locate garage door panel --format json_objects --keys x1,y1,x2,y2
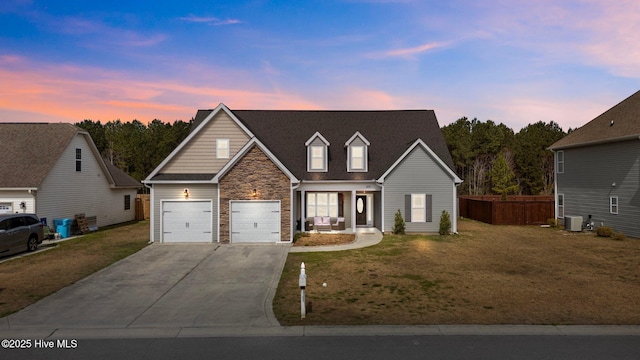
[
  {"x1": 230, "y1": 201, "x2": 280, "y2": 243},
  {"x1": 162, "y1": 201, "x2": 213, "y2": 243}
]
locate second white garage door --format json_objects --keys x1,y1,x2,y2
[{"x1": 230, "y1": 201, "x2": 280, "y2": 243}]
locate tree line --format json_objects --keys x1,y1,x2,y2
[
  {"x1": 76, "y1": 119, "x2": 192, "y2": 184},
  {"x1": 442, "y1": 117, "x2": 568, "y2": 197},
  {"x1": 76, "y1": 116, "x2": 569, "y2": 196}
]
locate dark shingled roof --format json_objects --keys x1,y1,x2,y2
[
  {"x1": 0, "y1": 123, "x2": 139, "y2": 189},
  {"x1": 550, "y1": 90, "x2": 640, "y2": 150},
  {"x1": 194, "y1": 109, "x2": 456, "y2": 181}
]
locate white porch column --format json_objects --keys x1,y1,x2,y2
[{"x1": 351, "y1": 190, "x2": 357, "y2": 232}]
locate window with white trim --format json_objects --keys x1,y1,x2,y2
[
  {"x1": 610, "y1": 196, "x2": 618, "y2": 214},
  {"x1": 350, "y1": 145, "x2": 365, "y2": 171},
  {"x1": 557, "y1": 194, "x2": 564, "y2": 218},
  {"x1": 310, "y1": 145, "x2": 325, "y2": 171},
  {"x1": 75, "y1": 148, "x2": 82, "y2": 172},
  {"x1": 345, "y1": 132, "x2": 369, "y2": 172},
  {"x1": 307, "y1": 193, "x2": 338, "y2": 217},
  {"x1": 217, "y1": 139, "x2": 229, "y2": 159},
  {"x1": 557, "y1": 151, "x2": 564, "y2": 174},
  {"x1": 411, "y1": 194, "x2": 426, "y2": 222}
]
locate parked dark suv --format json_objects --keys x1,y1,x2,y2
[{"x1": 0, "y1": 213, "x2": 44, "y2": 256}]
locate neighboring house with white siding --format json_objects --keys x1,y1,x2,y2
[
  {"x1": 0, "y1": 123, "x2": 141, "y2": 230},
  {"x1": 549, "y1": 90, "x2": 640, "y2": 238},
  {"x1": 144, "y1": 104, "x2": 462, "y2": 244}
]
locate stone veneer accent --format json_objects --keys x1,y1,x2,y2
[{"x1": 219, "y1": 145, "x2": 291, "y2": 243}]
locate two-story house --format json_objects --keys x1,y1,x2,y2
[
  {"x1": 143, "y1": 104, "x2": 462, "y2": 243},
  {"x1": 549, "y1": 90, "x2": 640, "y2": 237}
]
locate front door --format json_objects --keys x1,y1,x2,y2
[{"x1": 356, "y1": 195, "x2": 367, "y2": 226}]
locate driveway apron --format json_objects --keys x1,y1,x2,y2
[{"x1": 4, "y1": 243, "x2": 290, "y2": 330}]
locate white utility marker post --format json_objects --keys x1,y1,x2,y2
[{"x1": 299, "y1": 262, "x2": 307, "y2": 319}]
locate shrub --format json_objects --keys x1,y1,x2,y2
[
  {"x1": 439, "y1": 210, "x2": 451, "y2": 235},
  {"x1": 392, "y1": 209, "x2": 406, "y2": 235},
  {"x1": 612, "y1": 232, "x2": 626, "y2": 241},
  {"x1": 547, "y1": 218, "x2": 558, "y2": 228},
  {"x1": 596, "y1": 226, "x2": 614, "y2": 237}
]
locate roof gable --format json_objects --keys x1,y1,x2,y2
[
  {"x1": 0, "y1": 123, "x2": 138, "y2": 189},
  {"x1": 213, "y1": 138, "x2": 298, "y2": 183},
  {"x1": 550, "y1": 90, "x2": 640, "y2": 150},
  {"x1": 146, "y1": 104, "x2": 253, "y2": 181},
  {"x1": 0, "y1": 123, "x2": 79, "y2": 187},
  {"x1": 378, "y1": 139, "x2": 463, "y2": 184}
]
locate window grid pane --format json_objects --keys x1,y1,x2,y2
[
  {"x1": 217, "y1": 139, "x2": 229, "y2": 159},
  {"x1": 411, "y1": 194, "x2": 426, "y2": 222},
  {"x1": 310, "y1": 146, "x2": 325, "y2": 170},
  {"x1": 350, "y1": 146, "x2": 364, "y2": 170}
]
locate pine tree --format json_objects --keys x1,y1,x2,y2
[{"x1": 392, "y1": 209, "x2": 405, "y2": 235}]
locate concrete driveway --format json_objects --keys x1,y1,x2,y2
[{"x1": 2, "y1": 243, "x2": 290, "y2": 336}]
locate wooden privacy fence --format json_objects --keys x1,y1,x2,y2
[
  {"x1": 459, "y1": 195, "x2": 555, "y2": 225},
  {"x1": 135, "y1": 194, "x2": 150, "y2": 220}
]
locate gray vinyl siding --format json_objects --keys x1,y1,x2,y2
[
  {"x1": 383, "y1": 146, "x2": 455, "y2": 233},
  {"x1": 556, "y1": 140, "x2": 640, "y2": 238},
  {"x1": 151, "y1": 184, "x2": 218, "y2": 242},
  {"x1": 35, "y1": 135, "x2": 137, "y2": 227},
  {"x1": 161, "y1": 112, "x2": 250, "y2": 174}
]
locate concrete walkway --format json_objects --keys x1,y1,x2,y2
[{"x1": 289, "y1": 228, "x2": 383, "y2": 253}]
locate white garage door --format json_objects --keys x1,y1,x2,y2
[
  {"x1": 230, "y1": 201, "x2": 280, "y2": 243},
  {"x1": 162, "y1": 201, "x2": 213, "y2": 243}
]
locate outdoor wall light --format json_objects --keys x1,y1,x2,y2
[
  {"x1": 183, "y1": 188, "x2": 189, "y2": 198},
  {"x1": 252, "y1": 188, "x2": 257, "y2": 197}
]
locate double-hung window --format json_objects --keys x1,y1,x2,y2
[
  {"x1": 217, "y1": 139, "x2": 230, "y2": 159},
  {"x1": 610, "y1": 196, "x2": 618, "y2": 214},
  {"x1": 310, "y1": 146, "x2": 325, "y2": 171},
  {"x1": 350, "y1": 146, "x2": 365, "y2": 171},
  {"x1": 557, "y1": 194, "x2": 564, "y2": 218},
  {"x1": 75, "y1": 148, "x2": 82, "y2": 172},
  {"x1": 556, "y1": 151, "x2": 564, "y2": 174},
  {"x1": 305, "y1": 132, "x2": 329, "y2": 172},
  {"x1": 411, "y1": 194, "x2": 426, "y2": 222}
]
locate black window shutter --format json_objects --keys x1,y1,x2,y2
[
  {"x1": 405, "y1": 194, "x2": 411, "y2": 222},
  {"x1": 426, "y1": 194, "x2": 433, "y2": 222}
]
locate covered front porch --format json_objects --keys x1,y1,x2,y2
[{"x1": 294, "y1": 181, "x2": 382, "y2": 233}]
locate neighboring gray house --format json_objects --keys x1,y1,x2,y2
[
  {"x1": 144, "y1": 104, "x2": 462, "y2": 244},
  {"x1": 0, "y1": 123, "x2": 141, "y2": 229},
  {"x1": 549, "y1": 90, "x2": 640, "y2": 237}
]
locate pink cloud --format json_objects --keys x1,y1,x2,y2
[
  {"x1": 0, "y1": 55, "x2": 322, "y2": 124},
  {"x1": 369, "y1": 41, "x2": 447, "y2": 59}
]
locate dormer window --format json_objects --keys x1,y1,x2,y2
[
  {"x1": 345, "y1": 131, "x2": 369, "y2": 172},
  {"x1": 305, "y1": 132, "x2": 330, "y2": 172}
]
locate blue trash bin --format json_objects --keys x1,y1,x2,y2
[{"x1": 56, "y1": 218, "x2": 73, "y2": 239}]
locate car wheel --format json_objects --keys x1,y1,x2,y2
[{"x1": 27, "y1": 236, "x2": 38, "y2": 252}]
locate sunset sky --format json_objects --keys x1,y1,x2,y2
[{"x1": 1, "y1": 0, "x2": 638, "y2": 131}]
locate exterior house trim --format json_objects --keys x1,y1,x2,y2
[
  {"x1": 378, "y1": 139, "x2": 463, "y2": 184},
  {"x1": 146, "y1": 103, "x2": 254, "y2": 180}
]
